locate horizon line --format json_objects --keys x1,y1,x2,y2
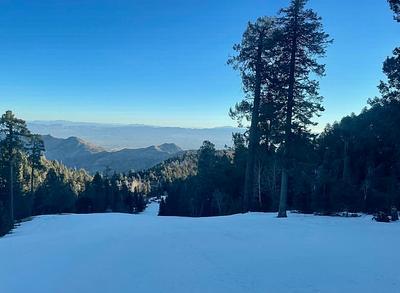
[{"x1": 28, "y1": 119, "x2": 242, "y2": 130}]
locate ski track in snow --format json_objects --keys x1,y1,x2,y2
[{"x1": 1, "y1": 204, "x2": 399, "y2": 293}]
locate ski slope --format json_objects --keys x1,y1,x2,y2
[{"x1": 1, "y1": 205, "x2": 399, "y2": 293}]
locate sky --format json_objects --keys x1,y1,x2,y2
[{"x1": 0, "y1": 0, "x2": 399, "y2": 129}]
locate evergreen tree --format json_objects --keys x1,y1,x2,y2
[
  {"x1": 86, "y1": 173, "x2": 107, "y2": 213},
  {"x1": 110, "y1": 173, "x2": 123, "y2": 212},
  {"x1": 228, "y1": 17, "x2": 282, "y2": 211},
  {"x1": 195, "y1": 141, "x2": 217, "y2": 216},
  {"x1": 374, "y1": 48, "x2": 400, "y2": 105},
  {"x1": 103, "y1": 178, "x2": 112, "y2": 211},
  {"x1": 138, "y1": 194, "x2": 146, "y2": 213},
  {"x1": 28, "y1": 135, "x2": 45, "y2": 196},
  {"x1": 389, "y1": 0, "x2": 400, "y2": 21},
  {"x1": 132, "y1": 189, "x2": 146, "y2": 213},
  {"x1": 276, "y1": 0, "x2": 331, "y2": 217},
  {"x1": 34, "y1": 168, "x2": 76, "y2": 215},
  {"x1": 370, "y1": 3, "x2": 399, "y2": 106},
  {"x1": 121, "y1": 181, "x2": 133, "y2": 213},
  {"x1": 0, "y1": 111, "x2": 30, "y2": 226}
]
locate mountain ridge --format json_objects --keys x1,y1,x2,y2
[
  {"x1": 42, "y1": 135, "x2": 183, "y2": 174},
  {"x1": 29, "y1": 120, "x2": 241, "y2": 150}
]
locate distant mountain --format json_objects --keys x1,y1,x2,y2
[
  {"x1": 42, "y1": 135, "x2": 183, "y2": 174},
  {"x1": 42, "y1": 135, "x2": 105, "y2": 160},
  {"x1": 29, "y1": 120, "x2": 241, "y2": 150}
]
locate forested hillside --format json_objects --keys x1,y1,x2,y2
[
  {"x1": 0, "y1": 113, "x2": 90, "y2": 236},
  {"x1": 0, "y1": 112, "x2": 147, "y2": 236}
]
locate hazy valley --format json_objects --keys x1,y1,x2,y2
[{"x1": 29, "y1": 120, "x2": 239, "y2": 151}]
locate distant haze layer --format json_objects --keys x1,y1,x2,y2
[{"x1": 28, "y1": 121, "x2": 241, "y2": 150}]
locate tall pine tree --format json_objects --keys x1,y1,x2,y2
[
  {"x1": 28, "y1": 134, "x2": 45, "y2": 196},
  {"x1": 0, "y1": 111, "x2": 30, "y2": 225},
  {"x1": 229, "y1": 17, "x2": 281, "y2": 211},
  {"x1": 276, "y1": 0, "x2": 331, "y2": 217}
]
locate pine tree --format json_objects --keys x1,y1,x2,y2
[
  {"x1": 28, "y1": 135, "x2": 45, "y2": 196},
  {"x1": 34, "y1": 168, "x2": 75, "y2": 214},
  {"x1": 276, "y1": 0, "x2": 331, "y2": 217},
  {"x1": 371, "y1": 2, "x2": 399, "y2": 106},
  {"x1": 110, "y1": 173, "x2": 123, "y2": 212},
  {"x1": 377, "y1": 48, "x2": 400, "y2": 104},
  {"x1": 90, "y1": 173, "x2": 107, "y2": 213},
  {"x1": 137, "y1": 193, "x2": 146, "y2": 213},
  {"x1": 122, "y1": 182, "x2": 133, "y2": 213},
  {"x1": 389, "y1": 0, "x2": 400, "y2": 21},
  {"x1": 229, "y1": 17, "x2": 281, "y2": 211},
  {"x1": 0, "y1": 111, "x2": 30, "y2": 225}
]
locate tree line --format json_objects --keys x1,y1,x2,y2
[
  {"x1": 0, "y1": 112, "x2": 147, "y2": 236},
  {"x1": 159, "y1": 0, "x2": 400, "y2": 218}
]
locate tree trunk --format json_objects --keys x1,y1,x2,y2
[
  {"x1": 342, "y1": 139, "x2": 351, "y2": 183},
  {"x1": 31, "y1": 166, "x2": 35, "y2": 195},
  {"x1": 272, "y1": 157, "x2": 277, "y2": 195},
  {"x1": 278, "y1": 167, "x2": 288, "y2": 217},
  {"x1": 278, "y1": 3, "x2": 299, "y2": 218},
  {"x1": 258, "y1": 160, "x2": 262, "y2": 207},
  {"x1": 363, "y1": 163, "x2": 373, "y2": 212},
  {"x1": 30, "y1": 166, "x2": 35, "y2": 216},
  {"x1": 243, "y1": 32, "x2": 264, "y2": 212},
  {"x1": 10, "y1": 159, "x2": 14, "y2": 226}
]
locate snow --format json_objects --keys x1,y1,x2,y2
[{"x1": 1, "y1": 206, "x2": 399, "y2": 293}]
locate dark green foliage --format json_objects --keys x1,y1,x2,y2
[
  {"x1": 34, "y1": 169, "x2": 76, "y2": 215},
  {"x1": 0, "y1": 141, "x2": 92, "y2": 236},
  {"x1": 228, "y1": 17, "x2": 285, "y2": 211},
  {"x1": 159, "y1": 141, "x2": 246, "y2": 217},
  {"x1": 314, "y1": 102, "x2": 400, "y2": 214},
  {"x1": 160, "y1": 100, "x2": 400, "y2": 217},
  {"x1": 276, "y1": 0, "x2": 330, "y2": 131},
  {"x1": 133, "y1": 191, "x2": 146, "y2": 213},
  {"x1": 125, "y1": 151, "x2": 197, "y2": 203},
  {"x1": 0, "y1": 110, "x2": 31, "y2": 234},
  {"x1": 82, "y1": 173, "x2": 108, "y2": 213},
  {"x1": 389, "y1": 0, "x2": 400, "y2": 21},
  {"x1": 0, "y1": 111, "x2": 30, "y2": 157},
  {"x1": 0, "y1": 199, "x2": 9, "y2": 236},
  {"x1": 28, "y1": 134, "x2": 45, "y2": 195},
  {"x1": 227, "y1": 1, "x2": 331, "y2": 215},
  {"x1": 276, "y1": 0, "x2": 331, "y2": 218},
  {"x1": 372, "y1": 48, "x2": 400, "y2": 106},
  {"x1": 75, "y1": 196, "x2": 93, "y2": 214},
  {"x1": 76, "y1": 173, "x2": 148, "y2": 214},
  {"x1": 373, "y1": 2, "x2": 399, "y2": 104},
  {"x1": 110, "y1": 174, "x2": 124, "y2": 212},
  {"x1": 160, "y1": 1, "x2": 399, "y2": 218},
  {"x1": 0, "y1": 111, "x2": 149, "y2": 236}
]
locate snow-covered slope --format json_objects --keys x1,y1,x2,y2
[{"x1": 1, "y1": 208, "x2": 399, "y2": 293}]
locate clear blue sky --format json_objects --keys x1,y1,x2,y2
[{"x1": 0, "y1": 0, "x2": 398, "y2": 128}]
